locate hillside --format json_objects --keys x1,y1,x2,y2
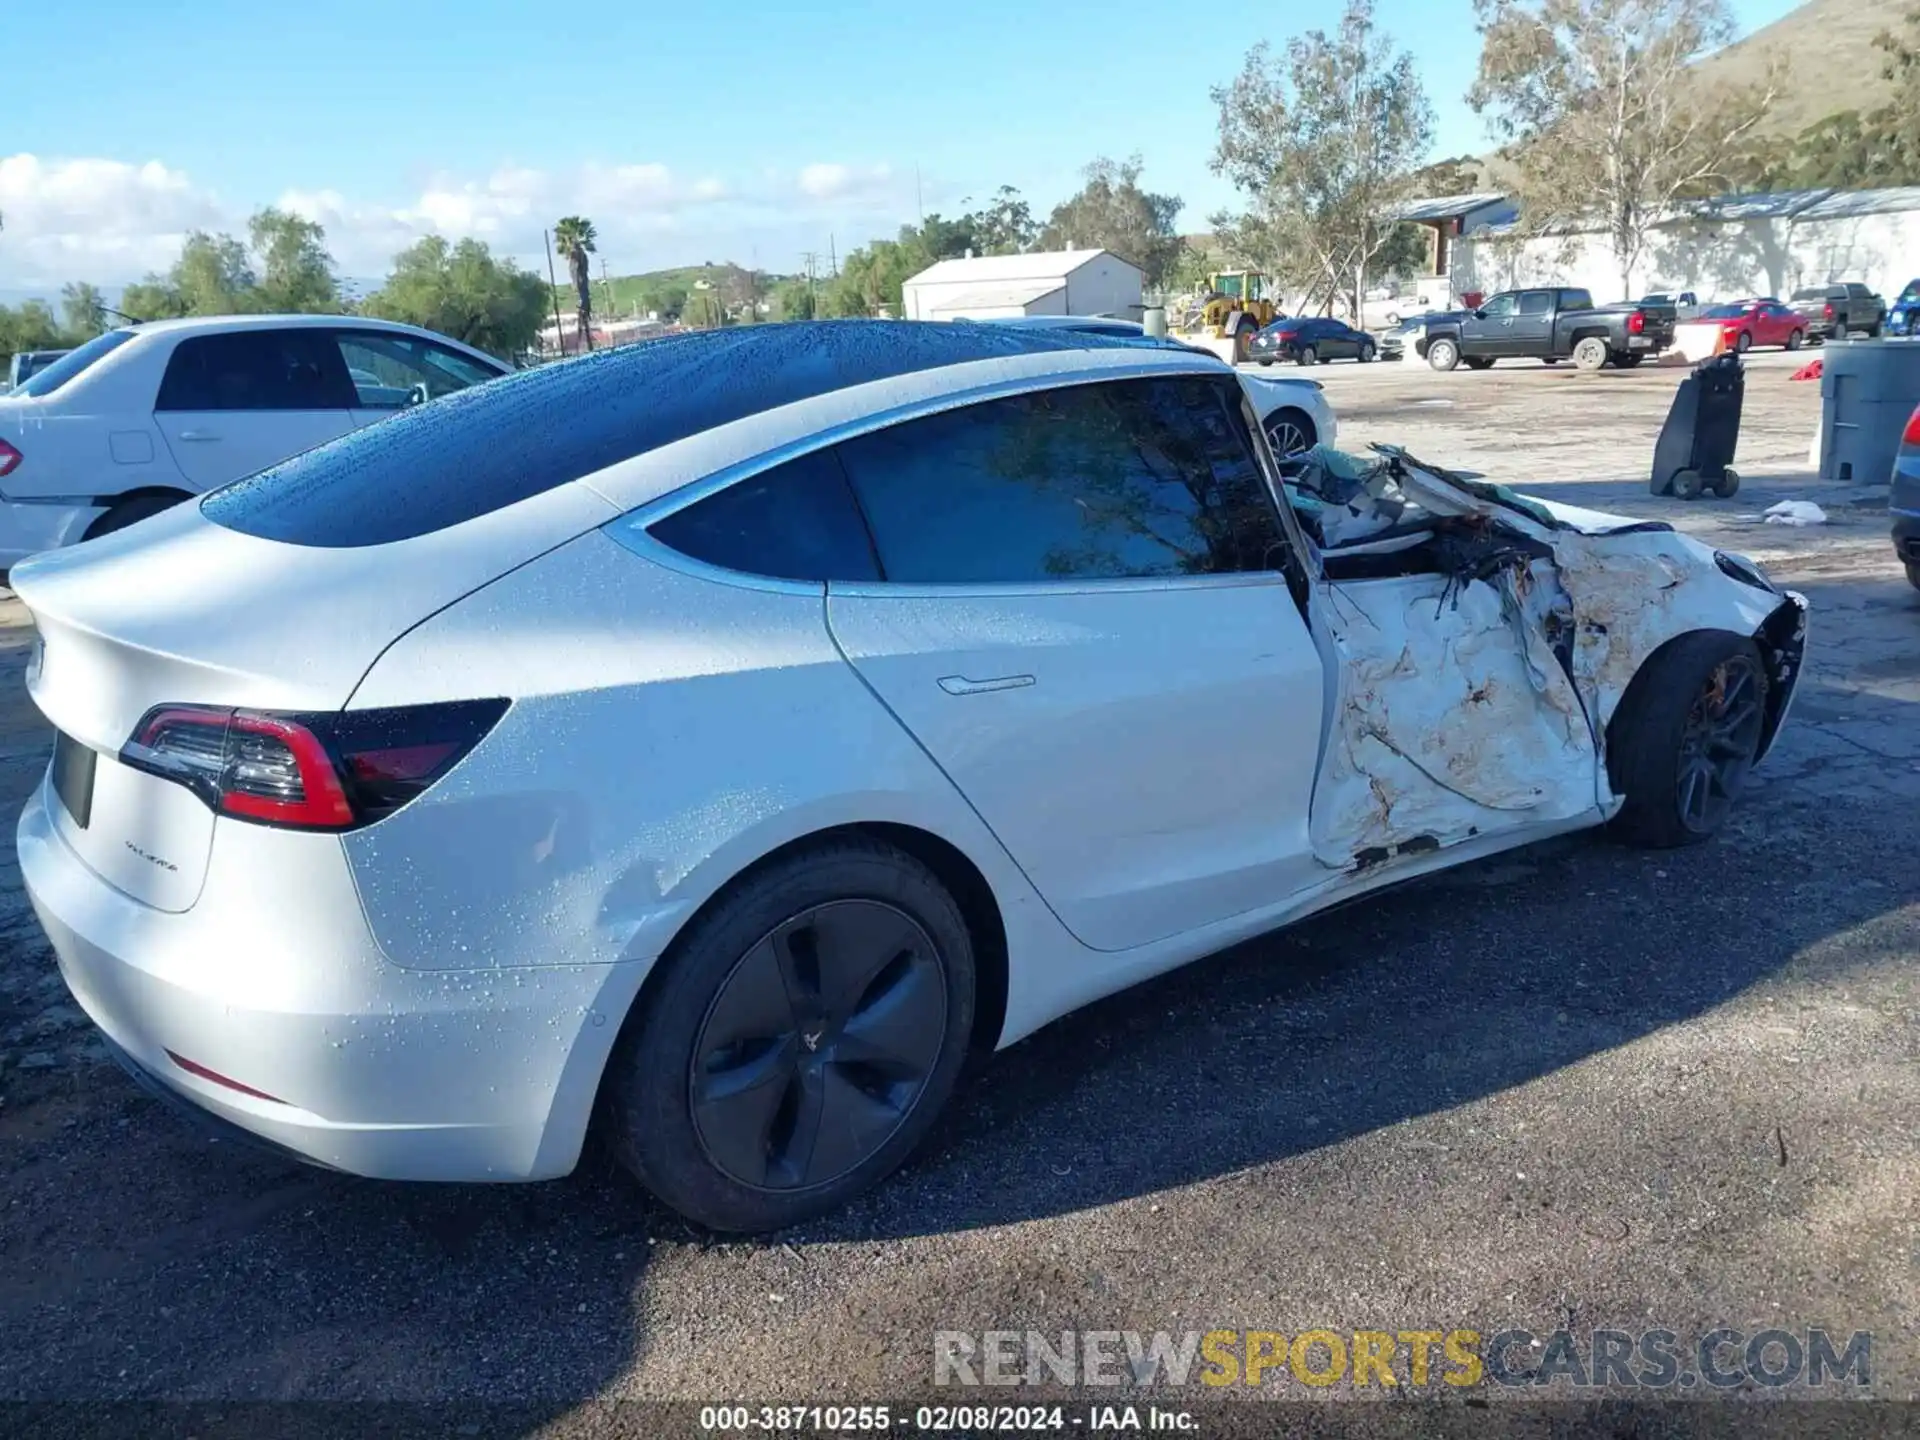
[
  {"x1": 548, "y1": 263, "x2": 798, "y2": 316},
  {"x1": 1693, "y1": 0, "x2": 1909, "y2": 140}
]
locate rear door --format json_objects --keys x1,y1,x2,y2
[
  {"x1": 1509, "y1": 289, "x2": 1555, "y2": 357},
  {"x1": 825, "y1": 372, "x2": 1329, "y2": 953},
  {"x1": 329, "y1": 329, "x2": 507, "y2": 430},
  {"x1": 154, "y1": 329, "x2": 357, "y2": 489}
]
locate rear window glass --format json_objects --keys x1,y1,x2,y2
[
  {"x1": 1791, "y1": 288, "x2": 1831, "y2": 301},
  {"x1": 1559, "y1": 289, "x2": 1594, "y2": 310},
  {"x1": 200, "y1": 321, "x2": 1142, "y2": 548},
  {"x1": 14, "y1": 330, "x2": 136, "y2": 398}
]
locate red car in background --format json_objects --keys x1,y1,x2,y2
[{"x1": 1701, "y1": 300, "x2": 1806, "y2": 353}]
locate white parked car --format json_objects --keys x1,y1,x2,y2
[
  {"x1": 0, "y1": 315, "x2": 509, "y2": 569},
  {"x1": 13, "y1": 322, "x2": 1806, "y2": 1233}
]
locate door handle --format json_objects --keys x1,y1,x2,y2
[
  {"x1": 937, "y1": 674, "x2": 1035, "y2": 696},
  {"x1": 175, "y1": 430, "x2": 220, "y2": 442}
]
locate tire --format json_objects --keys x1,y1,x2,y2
[
  {"x1": 1257, "y1": 357, "x2": 1274, "y2": 367},
  {"x1": 1674, "y1": 468, "x2": 1706, "y2": 500},
  {"x1": 1786, "y1": 329, "x2": 1804, "y2": 351},
  {"x1": 1232, "y1": 321, "x2": 1257, "y2": 363},
  {"x1": 1264, "y1": 407, "x2": 1318, "y2": 457},
  {"x1": 1712, "y1": 468, "x2": 1740, "y2": 498},
  {"x1": 1358, "y1": 341, "x2": 1376, "y2": 363},
  {"x1": 1735, "y1": 331, "x2": 1752, "y2": 354},
  {"x1": 1463, "y1": 357, "x2": 1494, "y2": 370},
  {"x1": 1427, "y1": 338, "x2": 1460, "y2": 372},
  {"x1": 1907, "y1": 560, "x2": 1920, "y2": 592},
  {"x1": 1573, "y1": 336, "x2": 1610, "y2": 371},
  {"x1": 604, "y1": 837, "x2": 976, "y2": 1234},
  {"x1": 1607, "y1": 633, "x2": 1770, "y2": 848},
  {"x1": 82, "y1": 492, "x2": 189, "y2": 542},
  {"x1": 1541, "y1": 358, "x2": 1562, "y2": 366},
  {"x1": 1614, "y1": 352, "x2": 1644, "y2": 369},
  {"x1": 1297, "y1": 345, "x2": 1318, "y2": 367}
]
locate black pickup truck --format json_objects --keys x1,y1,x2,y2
[{"x1": 1417, "y1": 287, "x2": 1677, "y2": 372}]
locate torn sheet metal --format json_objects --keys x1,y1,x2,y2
[{"x1": 1296, "y1": 444, "x2": 1805, "y2": 869}]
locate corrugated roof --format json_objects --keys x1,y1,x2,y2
[
  {"x1": 905, "y1": 248, "x2": 1122, "y2": 286},
  {"x1": 926, "y1": 281, "x2": 1066, "y2": 313},
  {"x1": 1388, "y1": 192, "x2": 1509, "y2": 222},
  {"x1": 1794, "y1": 186, "x2": 1920, "y2": 219}
]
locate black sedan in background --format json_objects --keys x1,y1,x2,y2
[{"x1": 1248, "y1": 316, "x2": 1377, "y2": 366}]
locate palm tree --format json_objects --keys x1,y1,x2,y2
[{"x1": 553, "y1": 216, "x2": 597, "y2": 350}]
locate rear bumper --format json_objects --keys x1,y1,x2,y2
[
  {"x1": 0, "y1": 498, "x2": 103, "y2": 570},
  {"x1": 1893, "y1": 507, "x2": 1920, "y2": 564},
  {"x1": 18, "y1": 782, "x2": 651, "y2": 1182}
]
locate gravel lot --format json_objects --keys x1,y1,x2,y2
[{"x1": 1, "y1": 352, "x2": 1914, "y2": 1425}]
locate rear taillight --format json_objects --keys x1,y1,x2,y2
[
  {"x1": 1275, "y1": 330, "x2": 1298, "y2": 342},
  {"x1": 1824, "y1": 303, "x2": 1835, "y2": 320},
  {"x1": 1904, "y1": 405, "x2": 1920, "y2": 446},
  {"x1": 0, "y1": 438, "x2": 21, "y2": 478},
  {"x1": 120, "y1": 699, "x2": 508, "y2": 831},
  {"x1": 1628, "y1": 310, "x2": 1646, "y2": 335}
]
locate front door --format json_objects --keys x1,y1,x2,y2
[
  {"x1": 153, "y1": 329, "x2": 357, "y2": 489},
  {"x1": 330, "y1": 328, "x2": 507, "y2": 431},
  {"x1": 1459, "y1": 292, "x2": 1519, "y2": 357},
  {"x1": 824, "y1": 372, "x2": 1328, "y2": 953}
]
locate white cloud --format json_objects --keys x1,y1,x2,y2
[
  {"x1": 0, "y1": 154, "x2": 226, "y2": 286},
  {"x1": 1, "y1": 152, "x2": 917, "y2": 290},
  {"x1": 796, "y1": 162, "x2": 896, "y2": 201}
]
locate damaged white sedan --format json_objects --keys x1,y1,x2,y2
[{"x1": 13, "y1": 324, "x2": 1805, "y2": 1235}]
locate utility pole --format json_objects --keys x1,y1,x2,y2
[
  {"x1": 800, "y1": 251, "x2": 820, "y2": 320},
  {"x1": 829, "y1": 234, "x2": 837, "y2": 279},
  {"x1": 542, "y1": 229, "x2": 567, "y2": 358}
]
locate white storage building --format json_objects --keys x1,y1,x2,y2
[
  {"x1": 901, "y1": 249, "x2": 1145, "y2": 322},
  {"x1": 1453, "y1": 187, "x2": 1920, "y2": 304}
]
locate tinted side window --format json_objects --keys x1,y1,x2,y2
[
  {"x1": 1518, "y1": 291, "x2": 1552, "y2": 316},
  {"x1": 157, "y1": 331, "x2": 354, "y2": 411},
  {"x1": 1479, "y1": 294, "x2": 1518, "y2": 318},
  {"x1": 647, "y1": 448, "x2": 879, "y2": 582},
  {"x1": 835, "y1": 376, "x2": 1288, "y2": 585},
  {"x1": 1560, "y1": 289, "x2": 1594, "y2": 310}
]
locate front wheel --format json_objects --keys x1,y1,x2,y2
[
  {"x1": 1297, "y1": 345, "x2": 1318, "y2": 367},
  {"x1": 1358, "y1": 341, "x2": 1376, "y2": 363},
  {"x1": 1713, "y1": 468, "x2": 1740, "y2": 498},
  {"x1": 1427, "y1": 338, "x2": 1460, "y2": 372},
  {"x1": 604, "y1": 837, "x2": 977, "y2": 1233},
  {"x1": 1607, "y1": 633, "x2": 1770, "y2": 848},
  {"x1": 1786, "y1": 329, "x2": 1804, "y2": 351},
  {"x1": 1735, "y1": 331, "x2": 1752, "y2": 354}
]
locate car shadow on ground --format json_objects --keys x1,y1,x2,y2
[{"x1": 1, "y1": 573, "x2": 1915, "y2": 1401}]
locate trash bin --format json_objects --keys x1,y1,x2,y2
[
  {"x1": 1817, "y1": 338, "x2": 1920, "y2": 483},
  {"x1": 1651, "y1": 351, "x2": 1745, "y2": 499}
]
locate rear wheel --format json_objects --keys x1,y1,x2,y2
[
  {"x1": 604, "y1": 838, "x2": 976, "y2": 1233},
  {"x1": 1573, "y1": 336, "x2": 1610, "y2": 371},
  {"x1": 82, "y1": 492, "x2": 189, "y2": 542},
  {"x1": 1712, "y1": 468, "x2": 1741, "y2": 498},
  {"x1": 1541, "y1": 357, "x2": 1562, "y2": 366},
  {"x1": 1608, "y1": 633, "x2": 1770, "y2": 848},
  {"x1": 1264, "y1": 407, "x2": 1318, "y2": 458},
  {"x1": 1614, "y1": 351, "x2": 1644, "y2": 369},
  {"x1": 1674, "y1": 468, "x2": 1706, "y2": 500},
  {"x1": 1463, "y1": 356, "x2": 1494, "y2": 371}
]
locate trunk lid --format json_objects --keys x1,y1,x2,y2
[{"x1": 12, "y1": 483, "x2": 617, "y2": 910}]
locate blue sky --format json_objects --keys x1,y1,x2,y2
[{"x1": 1, "y1": 0, "x2": 1806, "y2": 290}]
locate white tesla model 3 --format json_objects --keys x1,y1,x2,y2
[{"x1": 13, "y1": 322, "x2": 1806, "y2": 1233}]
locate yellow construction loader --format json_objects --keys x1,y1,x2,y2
[{"x1": 1183, "y1": 271, "x2": 1283, "y2": 362}]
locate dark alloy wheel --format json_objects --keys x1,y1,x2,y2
[
  {"x1": 605, "y1": 837, "x2": 975, "y2": 1233},
  {"x1": 1608, "y1": 632, "x2": 1770, "y2": 848},
  {"x1": 1673, "y1": 652, "x2": 1767, "y2": 837},
  {"x1": 690, "y1": 900, "x2": 946, "y2": 1191}
]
